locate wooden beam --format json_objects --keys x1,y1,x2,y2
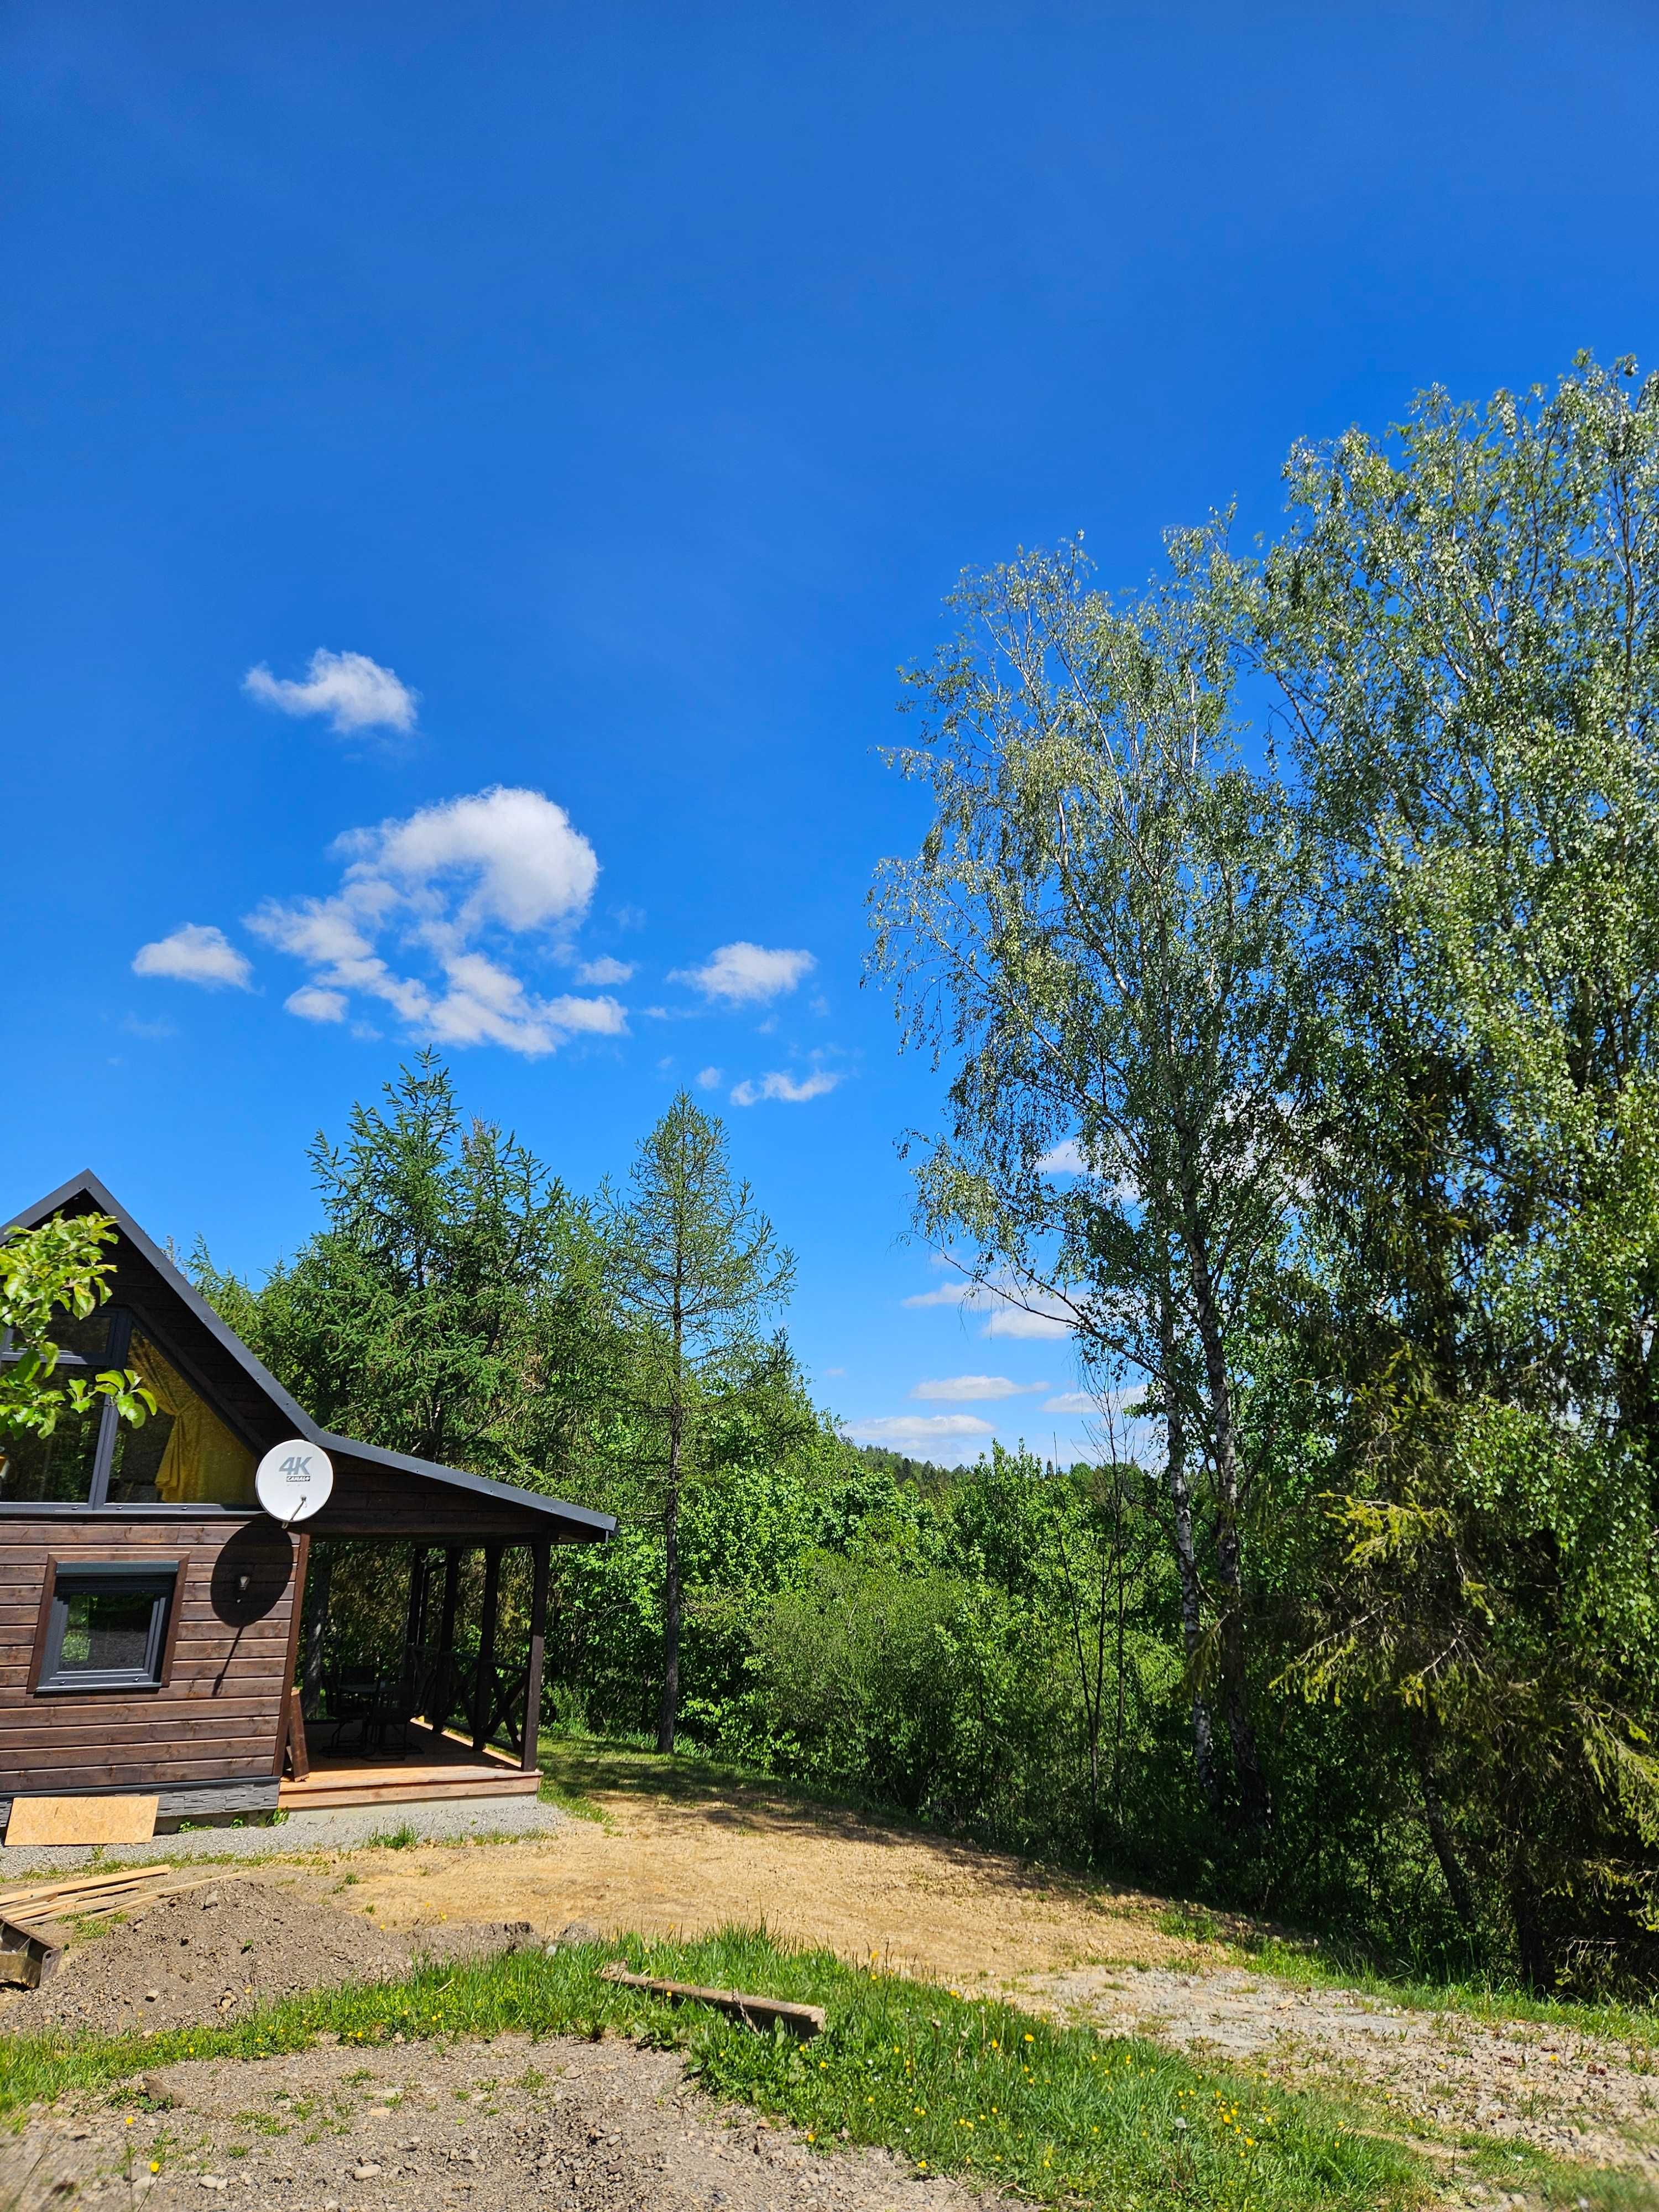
[
  {"x1": 521, "y1": 1540, "x2": 550, "y2": 1773},
  {"x1": 403, "y1": 1543, "x2": 431, "y2": 1683},
  {"x1": 284, "y1": 1697, "x2": 310, "y2": 1783},
  {"x1": 597, "y1": 1964, "x2": 825, "y2": 2040},
  {"x1": 279, "y1": 1531, "x2": 310, "y2": 1783},
  {"x1": 472, "y1": 1542, "x2": 502, "y2": 1752},
  {"x1": 432, "y1": 1546, "x2": 461, "y2": 1731}
]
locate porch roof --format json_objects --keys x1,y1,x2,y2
[{"x1": 7, "y1": 1170, "x2": 615, "y2": 1546}]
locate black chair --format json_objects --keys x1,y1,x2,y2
[
  {"x1": 309, "y1": 1665, "x2": 380, "y2": 1752},
  {"x1": 363, "y1": 1672, "x2": 419, "y2": 1757}
]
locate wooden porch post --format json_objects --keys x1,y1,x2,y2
[
  {"x1": 472, "y1": 1542, "x2": 502, "y2": 1752},
  {"x1": 403, "y1": 1545, "x2": 431, "y2": 1686},
  {"x1": 432, "y1": 1546, "x2": 461, "y2": 1734},
  {"x1": 279, "y1": 1531, "x2": 312, "y2": 1783},
  {"x1": 521, "y1": 1539, "x2": 551, "y2": 1773}
]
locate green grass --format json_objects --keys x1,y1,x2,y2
[
  {"x1": 366, "y1": 1823, "x2": 420, "y2": 1851},
  {"x1": 1460, "y1": 2137, "x2": 1659, "y2": 2212},
  {"x1": 533, "y1": 1729, "x2": 942, "y2": 1835},
  {"x1": 0, "y1": 1926, "x2": 1422, "y2": 2212},
  {"x1": 536, "y1": 1729, "x2": 804, "y2": 1811}
]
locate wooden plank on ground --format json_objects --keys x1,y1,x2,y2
[
  {"x1": 0, "y1": 1865, "x2": 174, "y2": 1911},
  {"x1": 598, "y1": 1963, "x2": 825, "y2": 2039},
  {"x1": 3, "y1": 1794, "x2": 159, "y2": 1846}
]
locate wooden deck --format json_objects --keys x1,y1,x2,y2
[{"x1": 278, "y1": 1721, "x2": 539, "y2": 1811}]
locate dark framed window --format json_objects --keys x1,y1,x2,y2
[
  {"x1": 0, "y1": 1306, "x2": 129, "y2": 1506},
  {"x1": 35, "y1": 1562, "x2": 179, "y2": 1691},
  {"x1": 0, "y1": 1306, "x2": 257, "y2": 1510}
]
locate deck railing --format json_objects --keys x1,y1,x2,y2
[{"x1": 301, "y1": 1637, "x2": 531, "y2": 1762}]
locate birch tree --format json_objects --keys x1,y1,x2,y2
[{"x1": 870, "y1": 543, "x2": 1307, "y2": 1830}]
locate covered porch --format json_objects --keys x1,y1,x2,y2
[{"x1": 282, "y1": 1446, "x2": 611, "y2": 1813}]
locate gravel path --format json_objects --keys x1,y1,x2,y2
[
  {"x1": 0, "y1": 1797, "x2": 568, "y2": 1876},
  {"x1": 0, "y1": 2032, "x2": 1019, "y2": 2212},
  {"x1": 1020, "y1": 1961, "x2": 1659, "y2": 2175}
]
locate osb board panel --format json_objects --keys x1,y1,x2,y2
[{"x1": 5, "y1": 1793, "x2": 159, "y2": 1846}]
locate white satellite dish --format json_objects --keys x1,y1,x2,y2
[{"x1": 255, "y1": 1441, "x2": 334, "y2": 1526}]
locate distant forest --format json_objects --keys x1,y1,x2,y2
[{"x1": 844, "y1": 1443, "x2": 958, "y2": 1493}]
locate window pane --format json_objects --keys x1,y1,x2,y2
[
  {"x1": 107, "y1": 1333, "x2": 255, "y2": 1506},
  {"x1": 46, "y1": 1307, "x2": 117, "y2": 1364},
  {"x1": 0, "y1": 1397, "x2": 103, "y2": 1503},
  {"x1": 104, "y1": 1403, "x2": 177, "y2": 1505},
  {"x1": 58, "y1": 1585, "x2": 157, "y2": 1674},
  {"x1": 1, "y1": 1306, "x2": 115, "y2": 1365}
]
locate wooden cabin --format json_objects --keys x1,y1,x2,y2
[{"x1": 1, "y1": 1171, "x2": 614, "y2": 1841}]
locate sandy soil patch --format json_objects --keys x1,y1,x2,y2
[
  {"x1": 0, "y1": 2031, "x2": 1019, "y2": 2212},
  {"x1": 328, "y1": 1776, "x2": 1217, "y2": 1992},
  {"x1": 292, "y1": 1764, "x2": 1659, "y2": 2184}
]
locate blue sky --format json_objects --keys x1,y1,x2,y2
[{"x1": 4, "y1": 1, "x2": 1656, "y2": 1465}]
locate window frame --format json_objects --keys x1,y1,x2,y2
[
  {"x1": 32, "y1": 1558, "x2": 182, "y2": 1694},
  {"x1": 0, "y1": 1307, "x2": 262, "y2": 1513}
]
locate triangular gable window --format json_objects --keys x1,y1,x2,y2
[{"x1": 0, "y1": 1308, "x2": 256, "y2": 1509}]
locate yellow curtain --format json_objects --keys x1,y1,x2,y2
[{"x1": 129, "y1": 1334, "x2": 257, "y2": 1505}]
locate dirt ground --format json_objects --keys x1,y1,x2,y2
[
  {"x1": 333, "y1": 1754, "x2": 1659, "y2": 2182},
  {"x1": 328, "y1": 1758, "x2": 1215, "y2": 1991},
  {"x1": 0, "y1": 2028, "x2": 1021, "y2": 2212},
  {"x1": 5, "y1": 1749, "x2": 1659, "y2": 2197},
  {"x1": 0, "y1": 1883, "x2": 539, "y2": 2041}
]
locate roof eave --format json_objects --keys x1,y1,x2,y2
[
  {"x1": 9, "y1": 1170, "x2": 617, "y2": 1543},
  {"x1": 314, "y1": 1430, "x2": 616, "y2": 1537}
]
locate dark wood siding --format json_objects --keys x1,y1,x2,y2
[
  {"x1": 0, "y1": 1517, "x2": 298, "y2": 1795},
  {"x1": 314, "y1": 1460, "x2": 579, "y2": 1541}
]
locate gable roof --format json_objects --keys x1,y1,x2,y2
[{"x1": 7, "y1": 1169, "x2": 614, "y2": 1542}]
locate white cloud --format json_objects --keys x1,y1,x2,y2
[
  {"x1": 901, "y1": 1279, "x2": 981, "y2": 1310},
  {"x1": 243, "y1": 649, "x2": 418, "y2": 735},
  {"x1": 249, "y1": 897, "x2": 377, "y2": 967},
  {"x1": 671, "y1": 941, "x2": 815, "y2": 1005},
  {"x1": 245, "y1": 785, "x2": 624, "y2": 1058},
  {"x1": 696, "y1": 1066, "x2": 723, "y2": 1090},
  {"x1": 286, "y1": 984, "x2": 348, "y2": 1023},
  {"x1": 902, "y1": 1259, "x2": 1074, "y2": 1340},
  {"x1": 731, "y1": 1068, "x2": 843, "y2": 1106},
  {"x1": 983, "y1": 1306, "x2": 1072, "y2": 1340},
  {"x1": 911, "y1": 1375, "x2": 1048, "y2": 1402},
  {"x1": 823, "y1": 1366, "x2": 846, "y2": 1378},
  {"x1": 132, "y1": 924, "x2": 253, "y2": 990},
  {"x1": 1036, "y1": 1138, "x2": 1088, "y2": 1174},
  {"x1": 340, "y1": 785, "x2": 598, "y2": 938},
  {"x1": 841, "y1": 1413, "x2": 996, "y2": 1464},
  {"x1": 576, "y1": 956, "x2": 635, "y2": 985},
  {"x1": 1042, "y1": 1390, "x2": 1098, "y2": 1414}
]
